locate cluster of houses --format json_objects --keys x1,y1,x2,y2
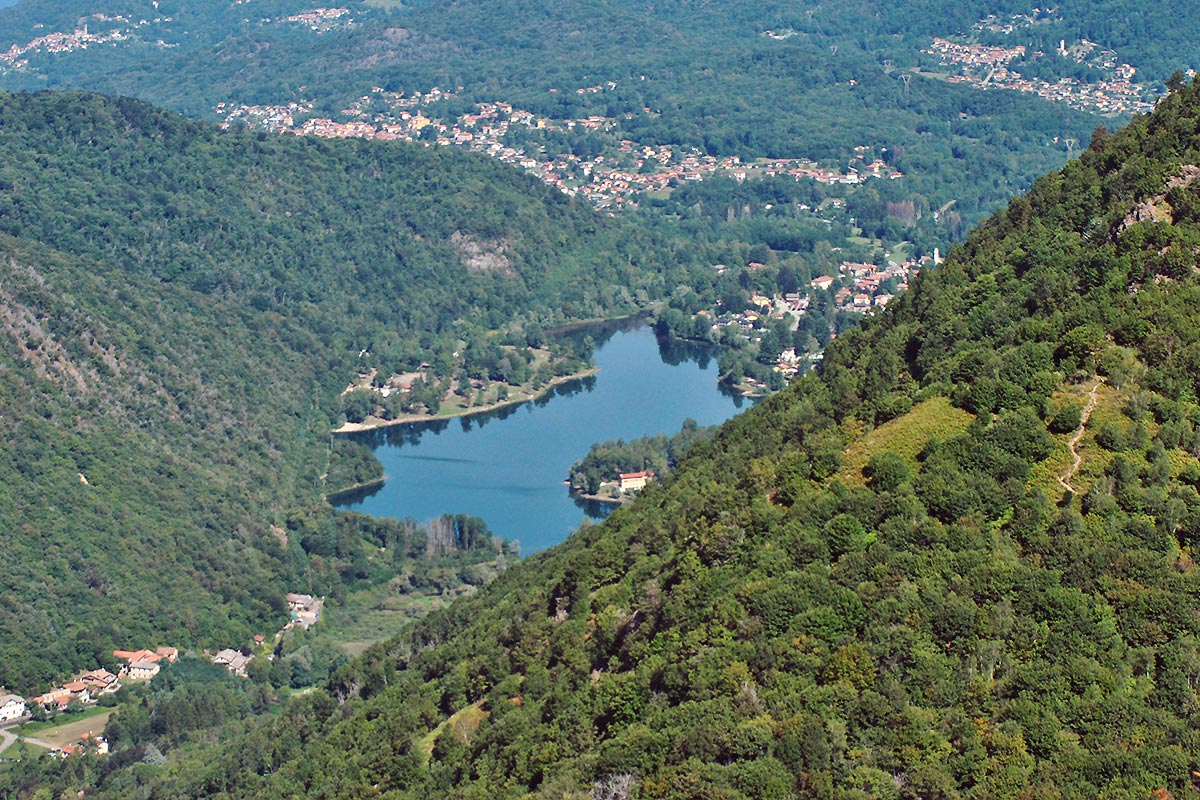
[
  {"x1": 820, "y1": 258, "x2": 918, "y2": 314},
  {"x1": 279, "y1": 7, "x2": 351, "y2": 33},
  {"x1": 0, "y1": 13, "x2": 169, "y2": 72},
  {"x1": 0, "y1": 589, "x2": 324, "y2": 759},
  {"x1": 1, "y1": 687, "x2": 110, "y2": 757},
  {"x1": 53, "y1": 732, "x2": 109, "y2": 758},
  {"x1": 925, "y1": 33, "x2": 1155, "y2": 116},
  {"x1": 706, "y1": 254, "x2": 930, "y2": 382},
  {"x1": 0, "y1": 646, "x2": 179, "y2": 726},
  {"x1": 216, "y1": 83, "x2": 902, "y2": 211},
  {"x1": 286, "y1": 593, "x2": 324, "y2": 630}
]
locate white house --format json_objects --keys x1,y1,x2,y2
[
  {"x1": 618, "y1": 471, "x2": 654, "y2": 493},
  {"x1": 0, "y1": 694, "x2": 26, "y2": 722}
]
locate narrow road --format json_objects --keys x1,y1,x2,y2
[
  {"x1": 0, "y1": 727, "x2": 57, "y2": 755},
  {"x1": 20, "y1": 734, "x2": 56, "y2": 750},
  {"x1": 1059, "y1": 378, "x2": 1103, "y2": 494}
]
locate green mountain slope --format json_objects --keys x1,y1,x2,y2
[
  {"x1": 88, "y1": 80, "x2": 1200, "y2": 800},
  {"x1": 0, "y1": 90, "x2": 696, "y2": 693}
]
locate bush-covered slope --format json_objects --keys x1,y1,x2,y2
[
  {"x1": 94, "y1": 81, "x2": 1200, "y2": 800},
  {"x1": 0, "y1": 91, "x2": 696, "y2": 692}
]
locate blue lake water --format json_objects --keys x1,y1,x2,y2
[{"x1": 333, "y1": 324, "x2": 751, "y2": 552}]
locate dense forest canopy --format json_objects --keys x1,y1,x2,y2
[{"x1": 15, "y1": 75, "x2": 1200, "y2": 800}]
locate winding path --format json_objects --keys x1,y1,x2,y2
[{"x1": 1059, "y1": 378, "x2": 1103, "y2": 494}]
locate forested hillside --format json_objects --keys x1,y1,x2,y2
[
  {"x1": 0, "y1": 90, "x2": 698, "y2": 693},
  {"x1": 45, "y1": 77, "x2": 1200, "y2": 800}
]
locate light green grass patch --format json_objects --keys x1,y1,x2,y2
[
  {"x1": 839, "y1": 395, "x2": 974, "y2": 485},
  {"x1": 418, "y1": 701, "x2": 489, "y2": 763},
  {"x1": 1030, "y1": 380, "x2": 1129, "y2": 503}
]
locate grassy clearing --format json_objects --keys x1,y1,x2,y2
[
  {"x1": 418, "y1": 702, "x2": 489, "y2": 763},
  {"x1": 886, "y1": 241, "x2": 912, "y2": 265},
  {"x1": 839, "y1": 395, "x2": 974, "y2": 485},
  {"x1": 15, "y1": 705, "x2": 112, "y2": 737},
  {"x1": 21, "y1": 710, "x2": 114, "y2": 747},
  {"x1": 322, "y1": 594, "x2": 451, "y2": 657},
  {"x1": 308, "y1": 568, "x2": 498, "y2": 657}
]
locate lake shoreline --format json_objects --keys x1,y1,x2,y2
[
  {"x1": 333, "y1": 368, "x2": 600, "y2": 434},
  {"x1": 324, "y1": 477, "x2": 386, "y2": 502},
  {"x1": 544, "y1": 307, "x2": 657, "y2": 336},
  {"x1": 567, "y1": 485, "x2": 632, "y2": 507},
  {"x1": 333, "y1": 325, "x2": 749, "y2": 552}
]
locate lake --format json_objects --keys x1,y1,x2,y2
[{"x1": 333, "y1": 324, "x2": 751, "y2": 552}]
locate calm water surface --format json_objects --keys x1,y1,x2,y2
[{"x1": 334, "y1": 325, "x2": 750, "y2": 552}]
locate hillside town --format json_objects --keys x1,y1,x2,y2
[
  {"x1": 700, "y1": 252, "x2": 929, "y2": 398},
  {"x1": 0, "y1": 13, "x2": 174, "y2": 72},
  {"x1": 0, "y1": 6, "x2": 356, "y2": 74},
  {"x1": 280, "y1": 7, "x2": 353, "y2": 33},
  {"x1": 923, "y1": 18, "x2": 1157, "y2": 117},
  {"x1": 216, "y1": 84, "x2": 902, "y2": 210}
]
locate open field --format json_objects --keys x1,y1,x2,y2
[{"x1": 18, "y1": 709, "x2": 113, "y2": 748}]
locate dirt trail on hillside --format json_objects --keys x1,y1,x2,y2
[{"x1": 1059, "y1": 378, "x2": 1103, "y2": 495}]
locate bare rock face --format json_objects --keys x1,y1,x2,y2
[
  {"x1": 1112, "y1": 163, "x2": 1200, "y2": 239},
  {"x1": 450, "y1": 231, "x2": 513, "y2": 275}
]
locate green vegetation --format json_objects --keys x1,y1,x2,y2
[
  {"x1": 12, "y1": 66, "x2": 1200, "y2": 800},
  {"x1": 838, "y1": 396, "x2": 975, "y2": 485},
  {"x1": 325, "y1": 439, "x2": 385, "y2": 497}
]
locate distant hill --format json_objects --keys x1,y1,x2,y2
[
  {"x1": 67, "y1": 76, "x2": 1200, "y2": 800},
  {"x1": 2, "y1": 0, "x2": 1180, "y2": 235}
]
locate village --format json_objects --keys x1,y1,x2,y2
[
  {"x1": 0, "y1": 5, "x2": 357, "y2": 75},
  {"x1": 0, "y1": 12, "x2": 175, "y2": 72},
  {"x1": 715, "y1": 253, "x2": 926, "y2": 386},
  {"x1": 922, "y1": 13, "x2": 1158, "y2": 117},
  {"x1": 0, "y1": 593, "x2": 322, "y2": 759},
  {"x1": 216, "y1": 84, "x2": 902, "y2": 211}
]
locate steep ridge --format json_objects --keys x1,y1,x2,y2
[{"x1": 107, "y1": 81, "x2": 1200, "y2": 799}]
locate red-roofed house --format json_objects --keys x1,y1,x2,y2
[{"x1": 78, "y1": 669, "x2": 120, "y2": 694}]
